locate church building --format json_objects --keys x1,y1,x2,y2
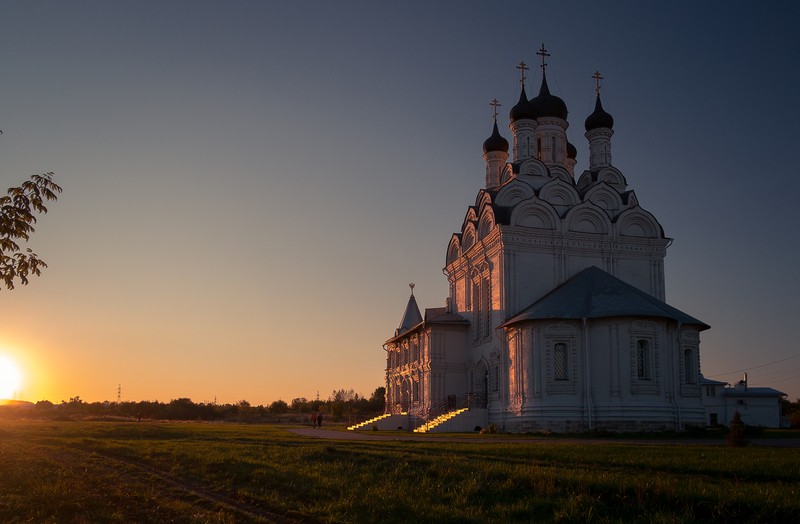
[{"x1": 380, "y1": 47, "x2": 709, "y2": 433}]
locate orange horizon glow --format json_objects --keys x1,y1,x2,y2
[{"x1": 0, "y1": 353, "x2": 23, "y2": 400}]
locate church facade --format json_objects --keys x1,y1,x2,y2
[{"x1": 383, "y1": 49, "x2": 708, "y2": 433}]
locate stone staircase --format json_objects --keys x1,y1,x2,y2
[
  {"x1": 346, "y1": 413, "x2": 398, "y2": 431},
  {"x1": 413, "y1": 407, "x2": 471, "y2": 433}
]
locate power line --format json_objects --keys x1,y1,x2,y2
[{"x1": 706, "y1": 353, "x2": 800, "y2": 377}]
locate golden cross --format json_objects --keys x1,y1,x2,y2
[
  {"x1": 537, "y1": 43, "x2": 550, "y2": 71},
  {"x1": 490, "y1": 98, "x2": 501, "y2": 121},
  {"x1": 592, "y1": 70, "x2": 604, "y2": 96},
  {"x1": 516, "y1": 61, "x2": 529, "y2": 87}
]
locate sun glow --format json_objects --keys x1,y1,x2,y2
[{"x1": 0, "y1": 355, "x2": 23, "y2": 400}]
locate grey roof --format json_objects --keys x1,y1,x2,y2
[
  {"x1": 386, "y1": 305, "x2": 468, "y2": 344},
  {"x1": 722, "y1": 387, "x2": 787, "y2": 398},
  {"x1": 700, "y1": 375, "x2": 728, "y2": 386},
  {"x1": 425, "y1": 307, "x2": 470, "y2": 324},
  {"x1": 500, "y1": 266, "x2": 709, "y2": 329}
]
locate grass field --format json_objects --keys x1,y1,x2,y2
[{"x1": 0, "y1": 420, "x2": 798, "y2": 523}]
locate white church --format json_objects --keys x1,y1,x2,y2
[{"x1": 372, "y1": 47, "x2": 712, "y2": 433}]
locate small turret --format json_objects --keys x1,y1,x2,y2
[
  {"x1": 484, "y1": 99, "x2": 509, "y2": 189},
  {"x1": 585, "y1": 71, "x2": 615, "y2": 170},
  {"x1": 531, "y1": 44, "x2": 570, "y2": 170},
  {"x1": 396, "y1": 283, "x2": 423, "y2": 336},
  {"x1": 509, "y1": 61, "x2": 538, "y2": 161}
]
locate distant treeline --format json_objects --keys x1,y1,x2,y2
[{"x1": 1, "y1": 387, "x2": 385, "y2": 423}]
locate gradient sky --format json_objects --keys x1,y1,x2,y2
[{"x1": 1, "y1": 1, "x2": 798, "y2": 405}]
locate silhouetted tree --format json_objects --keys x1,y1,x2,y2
[
  {"x1": 1, "y1": 172, "x2": 61, "y2": 289},
  {"x1": 269, "y1": 399, "x2": 289, "y2": 414}
]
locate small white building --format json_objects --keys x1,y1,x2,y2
[{"x1": 701, "y1": 375, "x2": 786, "y2": 428}]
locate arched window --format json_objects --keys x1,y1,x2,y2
[
  {"x1": 554, "y1": 343, "x2": 568, "y2": 381},
  {"x1": 472, "y1": 282, "x2": 481, "y2": 341},
  {"x1": 536, "y1": 137, "x2": 542, "y2": 160},
  {"x1": 636, "y1": 340, "x2": 650, "y2": 380}
]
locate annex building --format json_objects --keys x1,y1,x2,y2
[{"x1": 369, "y1": 47, "x2": 711, "y2": 433}]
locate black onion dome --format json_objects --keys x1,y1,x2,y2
[
  {"x1": 584, "y1": 94, "x2": 614, "y2": 131},
  {"x1": 567, "y1": 141, "x2": 577, "y2": 159},
  {"x1": 483, "y1": 121, "x2": 509, "y2": 154},
  {"x1": 509, "y1": 86, "x2": 538, "y2": 123},
  {"x1": 532, "y1": 73, "x2": 568, "y2": 120}
]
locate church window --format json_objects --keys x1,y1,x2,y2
[
  {"x1": 493, "y1": 364, "x2": 500, "y2": 392},
  {"x1": 412, "y1": 380, "x2": 419, "y2": 402},
  {"x1": 536, "y1": 137, "x2": 542, "y2": 160},
  {"x1": 526, "y1": 136, "x2": 531, "y2": 158},
  {"x1": 705, "y1": 386, "x2": 715, "y2": 397},
  {"x1": 551, "y1": 136, "x2": 556, "y2": 162},
  {"x1": 636, "y1": 340, "x2": 651, "y2": 380},
  {"x1": 483, "y1": 279, "x2": 491, "y2": 338},
  {"x1": 472, "y1": 282, "x2": 481, "y2": 341},
  {"x1": 684, "y1": 349, "x2": 695, "y2": 384},
  {"x1": 554, "y1": 343, "x2": 568, "y2": 380}
]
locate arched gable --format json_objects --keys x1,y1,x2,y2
[
  {"x1": 517, "y1": 157, "x2": 549, "y2": 178},
  {"x1": 509, "y1": 197, "x2": 560, "y2": 231},
  {"x1": 539, "y1": 179, "x2": 580, "y2": 208},
  {"x1": 548, "y1": 165, "x2": 573, "y2": 184},
  {"x1": 576, "y1": 169, "x2": 594, "y2": 192},
  {"x1": 565, "y1": 201, "x2": 611, "y2": 234},
  {"x1": 495, "y1": 179, "x2": 535, "y2": 207},
  {"x1": 597, "y1": 166, "x2": 627, "y2": 191},
  {"x1": 584, "y1": 183, "x2": 623, "y2": 215},
  {"x1": 459, "y1": 207, "x2": 478, "y2": 233},
  {"x1": 462, "y1": 222, "x2": 477, "y2": 251},
  {"x1": 477, "y1": 206, "x2": 496, "y2": 239},
  {"x1": 476, "y1": 190, "x2": 494, "y2": 209},
  {"x1": 500, "y1": 164, "x2": 515, "y2": 185},
  {"x1": 446, "y1": 234, "x2": 461, "y2": 266},
  {"x1": 622, "y1": 190, "x2": 639, "y2": 208},
  {"x1": 615, "y1": 207, "x2": 663, "y2": 238}
]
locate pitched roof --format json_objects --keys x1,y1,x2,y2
[
  {"x1": 500, "y1": 266, "x2": 708, "y2": 329},
  {"x1": 397, "y1": 293, "x2": 423, "y2": 335},
  {"x1": 722, "y1": 387, "x2": 787, "y2": 398}
]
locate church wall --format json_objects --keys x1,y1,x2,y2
[
  {"x1": 508, "y1": 249, "x2": 558, "y2": 316},
  {"x1": 495, "y1": 317, "x2": 706, "y2": 432}
]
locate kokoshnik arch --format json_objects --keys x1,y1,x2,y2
[{"x1": 381, "y1": 46, "x2": 709, "y2": 433}]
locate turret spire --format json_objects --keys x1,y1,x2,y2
[
  {"x1": 585, "y1": 71, "x2": 615, "y2": 169},
  {"x1": 483, "y1": 98, "x2": 509, "y2": 188}
]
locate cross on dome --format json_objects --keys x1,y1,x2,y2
[
  {"x1": 516, "y1": 61, "x2": 529, "y2": 87},
  {"x1": 409, "y1": 282, "x2": 415, "y2": 296},
  {"x1": 592, "y1": 70, "x2": 604, "y2": 96},
  {"x1": 490, "y1": 98, "x2": 501, "y2": 122},
  {"x1": 536, "y1": 43, "x2": 550, "y2": 72}
]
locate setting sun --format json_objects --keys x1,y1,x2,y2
[{"x1": 0, "y1": 355, "x2": 23, "y2": 400}]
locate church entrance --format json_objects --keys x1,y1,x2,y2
[{"x1": 472, "y1": 363, "x2": 488, "y2": 408}]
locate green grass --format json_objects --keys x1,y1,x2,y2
[{"x1": 0, "y1": 420, "x2": 798, "y2": 523}]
